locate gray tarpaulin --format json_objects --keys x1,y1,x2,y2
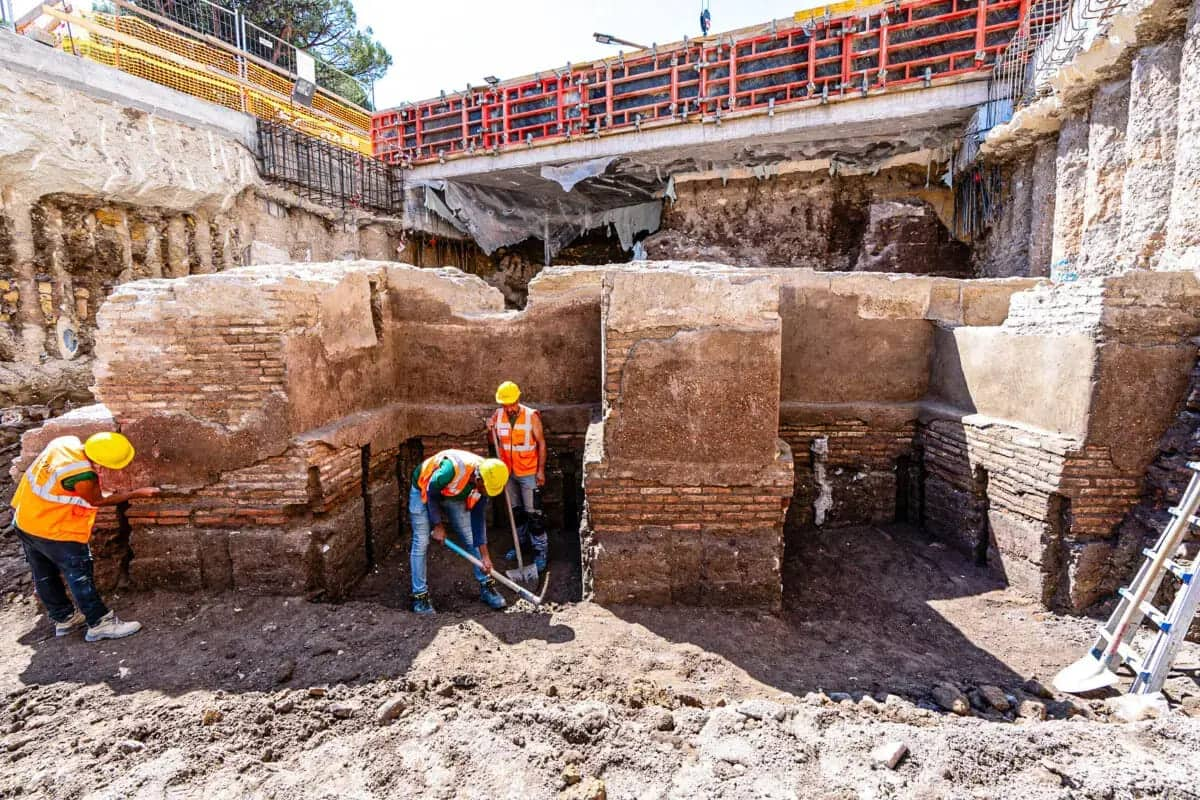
[
  {"x1": 409, "y1": 179, "x2": 662, "y2": 257},
  {"x1": 540, "y1": 156, "x2": 618, "y2": 192}
]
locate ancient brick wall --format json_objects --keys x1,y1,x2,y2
[{"x1": 584, "y1": 267, "x2": 794, "y2": 607}]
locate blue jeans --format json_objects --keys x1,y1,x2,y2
[
  {"x1": 409, "y1": 488, "x2": 488, "y2": 595},
  {"x1": 17, "y1": 529, "x2": 110, "y2": 626},
  {"x1": 505, "y1": 473, "x2": 547, "y2": 556}
]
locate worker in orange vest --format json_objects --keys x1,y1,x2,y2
[
  {"x1": 487, "y1": 381, "x2": 548, "y2": 573},
  {"x1": 409, "y1": 448, "x2": 510, "y2": 614},
  {"x1": 11, "y1": 432, "x2": 160, "y2": 641}
]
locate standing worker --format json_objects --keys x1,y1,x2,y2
[
  {"x1": 487, "y1": 381, "x2": 548, "y2": 573},
  {"x1": 409, "y1": 448, "x2": 510, "y2": 615},
  {"x1": 11, "y1": 432, "x2": 160, "y2": 641}
]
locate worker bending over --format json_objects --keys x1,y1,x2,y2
[
  {"x1": 11, "y1": 432, "x2": 159, "y2": 641},
  {"x1": 409, "y1": 448, "x2": 510, "y2": 614},
  {"x1": 487, "y1": 381, "x2": 548, "y2": 573}
]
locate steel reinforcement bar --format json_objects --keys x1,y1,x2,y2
[{"x1": 372, "y1": 0, "x2": 1031, "y2": 166}]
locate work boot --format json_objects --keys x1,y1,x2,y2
[
  {"x1": 54, "y1": 611, "x2": 86, "y2": 638},
  {"x1": 84, "y1": 612, "x2": 142, "y2": 642},
  {"x1": 534, "y1": 553, "x2": 547, "y2": 574},
  {"x1": 411, "y1": 592, "x2": 435, "y2": 615},
  {"x1": 504, "y1": 548, "x2": 517, "y2": 562},
  {"x1": 479, "y1": 580, "x2": 506, "y2": 610}
]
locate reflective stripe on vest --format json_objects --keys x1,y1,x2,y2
[
  {"x1": 416, "y1": 449, "x2": 483, "y2": 504},
  {"x1": 12, "y1": 436, "x2": 98, "y2": 542},
  {"x1": 492, "y1": 405, "x2": 539, "y2": 477}
]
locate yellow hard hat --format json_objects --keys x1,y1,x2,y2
[
  {"x1": 495, "y1": 381, "x2": 521, "y2": 405},
  {"x1": 84, "y1": 432, "x2": 135, "y2": 470},
  {"x1": 477, "y1": 458, "x2": 510, "y2": 497}
]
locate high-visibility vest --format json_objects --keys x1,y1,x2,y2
[
  {"x1": 416, "y1": 449, "x2": 484, "y2": 510},
  {"x1": 11, "y1": 436, "x2": 98, "y2": 543},
  {"x1": 490, "y1": 404, "x2": 540, "y2": 477}
]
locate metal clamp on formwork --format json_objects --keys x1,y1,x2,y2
[{"x1": 373, "y1": 0, "x2": 1034, "y2": 164}]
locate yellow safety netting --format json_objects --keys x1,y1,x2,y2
[{"x1": 55, "y1": 8, "x2": 370, "y2": 155}]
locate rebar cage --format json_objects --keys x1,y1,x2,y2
[{"x1": 257, "y1": 120, "x2": 401, "y2": 215}]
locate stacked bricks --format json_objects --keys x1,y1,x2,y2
[
  {"x1": 584, "y1": 471, "x2": 793, "y2": 607},
  {"x1": 779, "y1": 419, "x2": 916, "y2": 531},
  {"x1": 584, "y1": 266, "x2": 794, "y2": 608}
]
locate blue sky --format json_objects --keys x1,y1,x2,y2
[{"x1": 352, "y1": 0, "x2": 821, "y2": 107}]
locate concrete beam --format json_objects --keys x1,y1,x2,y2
[{"x1": 409, "y1": 80, "x2": 990, "y2": 183}]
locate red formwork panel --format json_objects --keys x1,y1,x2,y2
[{"x1": 372, "y1": 0, "x2": 1038, "y2": 165}]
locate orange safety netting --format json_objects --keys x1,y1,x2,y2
[{"x1": 57, "y1": 9, "x2": 370, "y2": 155}]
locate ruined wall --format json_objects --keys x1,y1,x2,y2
[
  {"x1": 584, "y1": 268, "x2": 793, "y2": 607},
  {"x1": 0, "y1": 47, "x2": 402, "y2": 493},
  {"x1": 920, "y1": 273, "x2": 1200, "y2": 608},
  {"x1": 642, "y1": 165, "x2": 971, "y2": 276},
  {"x1": 23, "y1": 262, "x2": 600, "y2": 597}
]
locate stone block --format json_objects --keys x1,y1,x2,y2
[
  {"x1": 369, "y1": 477, "x2": 402, "y2": 560},
  {"x1": 228, "y1": 528, "x2": 314, "y2": 595},
  {"x1": 987, "y1": 509, "x2": 1055, "y2": 603},
  {"x1": 128, "y1": 526, "x2": 202, "y2": 592},
  {"x1": 1078, "y1": 79, "x2": 1131, "y2": 276},
  {"x1": 1061, "y1": 540, "x2": 1117, "y2": 611},
  {"x1": 312, "y1": 498, "x2": 368, "y2": 600},
  {"x1": 197, "y1": 528, "x2": 233, "y2": 591},
  {"x1": 1120, "y1": 39, "x2": 1183, "y2": 268}
]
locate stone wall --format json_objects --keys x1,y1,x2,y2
[
  {"x1": 11, "y1": 262, "x2": 601, "y2": 598},
  {"x1": 642, "y1": 164, "x2": 972, "y2": 276},
  {"x1": 13, "y1": 261, "x2": 1200, "y2": 612},
  {"x1": 0, "y1": 49, "x2": 403, "y2": 496},
  {"x1": 583, "y1": 267, "x2": 794, "y2": 607}
]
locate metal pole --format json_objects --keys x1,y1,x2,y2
[{"x1": 2, "y1": 0, "x2": 15, "y2": 32}]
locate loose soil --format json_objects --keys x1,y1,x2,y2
[{"x1": 1, "y1": 524, "x2": 1198, "y2": 799}]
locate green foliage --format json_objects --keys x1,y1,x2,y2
[{"x1": 228, "y1": 0, "x2": 390, "y2": 104}]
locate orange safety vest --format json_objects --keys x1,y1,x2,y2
[
  {"x1": 490, "y1": 404, "x2": 540, "y2": 478},
  {"x1": 416, "y1": 449, "x2": 484, "y2": 510},
  {"x1": 11, "y1": 436, "x2": 99, "y2": 543}
]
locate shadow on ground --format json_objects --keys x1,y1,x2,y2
[{"x1": 7, "y1": 524, "x2": 1097, "y2": 703}]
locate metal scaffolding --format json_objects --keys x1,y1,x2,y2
[{"x1": 373, "y1": 0, "x2": 1029, "y2": 166}]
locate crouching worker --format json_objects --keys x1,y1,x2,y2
[
  {"x1": 12, "y1": 432, "x2": 160, "y2": 641},
  {"x1": 409, "y1": 449, "x2": 510, "y2": 615}
]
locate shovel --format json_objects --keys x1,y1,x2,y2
[
  {"x1": 442, "y1": 537, "x2": 549, "y2": 606},
  {"x1": 491, "y1": 428, "x2": 540, "y2": 586},
  {"x1": 1054, "y1": 468, "x2": 1200, "y2": 694}
]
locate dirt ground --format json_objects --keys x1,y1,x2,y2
[{"x1": 2, "y1": 523, "x2": 1200, "y2": 799}]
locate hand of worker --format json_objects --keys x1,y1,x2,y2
[
  {"x1": 480, "y1": 547, "x2": 494, "y2": 574},
  {"x1": 536, "y1": 470, "x2": 546, "y2": 487},
  {"x1": 431, "y1": 524, "x2": 446, "y2": 543},
  {"x1": 132, "y1": 487, "x2": 161, "y2": 498}
]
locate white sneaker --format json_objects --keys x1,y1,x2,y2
[
  {"x1": 84, "y1": 612, "x2": 142, "y2": 642},
  {"x1": 54, "y1": 611, "x2": 86, "y2": 637}
]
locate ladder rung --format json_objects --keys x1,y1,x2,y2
[
  {"x1": 1141, "y1": 548, "x2": 1194, "y2": 583},
  {"x1": 1118, "y1": 587, "x2": 1171, "y2": 632},
  {"x1": 1168, "y1": 506, "x2": 1200, "y2": 527},
  {"x1": 1095, "y1": 625, "x2": 1147, "y2": 669}
]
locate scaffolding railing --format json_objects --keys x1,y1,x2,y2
[
  {"x1": 36, "y1": 3, "x2": 371, "y2": 154},
  {"x1": 373, "y1": 0, "x2": 1029, "y2": 166},
  {"x1": 257, "y1": 119, "x2": 400, "y2": 214},
  {"x1": 125, "y1": 0, "x2": 370, "y2": 107}
]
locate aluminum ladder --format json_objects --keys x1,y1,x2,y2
[{"x1": 1086, "y1": 462, "x2": 1200, "y2": 695}]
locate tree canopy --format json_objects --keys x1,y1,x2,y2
[{"x1": 229, "y1": 0, "x2": 390, "y2": 107}]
